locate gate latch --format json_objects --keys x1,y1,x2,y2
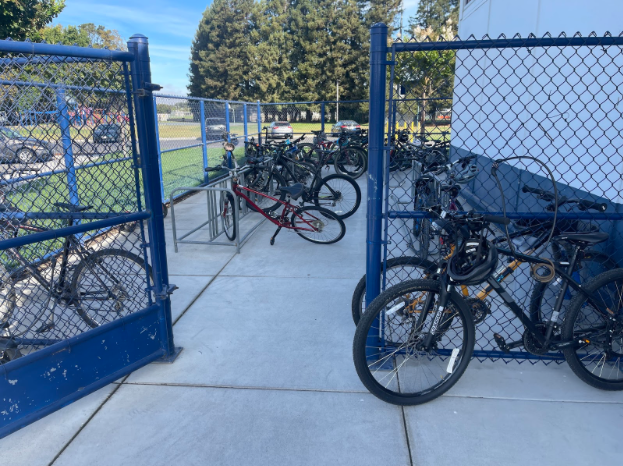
[
  {"x1": 155, "y1": 284, "x2": 178, "y2": 300},
  {"x1": 136, "y1": 82, "x2": 163, "y2": 97}
]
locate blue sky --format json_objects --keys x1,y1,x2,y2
[{"x1": 55, "y1": 0, "x2": 420, "y2": 96}]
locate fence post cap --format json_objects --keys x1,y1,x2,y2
[
  {"x1": 371, "y1": 23, "x2": 388, "y2": 32},
  {"x1": 128, "y1": 34, "x2": 148, "y2": 42}
]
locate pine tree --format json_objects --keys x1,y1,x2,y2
[
  {"x1": 365, "y1": 0, "x2": 403, "y2": 35},
  {"x1": 189, "y1": 0, "x2": 258, "y2": 100},
  {"x1": 410, "y1": 0, "x2": 459, "y2": 37},
  {"x1": 247, "y1": 0, "x2": 292, "y2": 102}
]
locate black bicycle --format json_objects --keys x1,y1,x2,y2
[
  {"x1": 353, "y1": 207, "x2": 623, "y2": 405},
  {"x1": 0, "y1": 202, "x2": 152, "y2": 362}
]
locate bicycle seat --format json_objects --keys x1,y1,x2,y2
[
  {"x1": 279, "y1": 183, "x2": 304, "y2": 200},
  {"x1": 553, "y1": 231, "x2": 609, "y2": 245},
  {"x1": 54, "y1": 202, "x2": 93, "y2": 212}
]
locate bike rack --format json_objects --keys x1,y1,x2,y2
[{"x1": 170, "y1": 169, "x2": 267, "y2": 254}]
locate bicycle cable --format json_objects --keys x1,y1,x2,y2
[{"x1": 490, "y1": 155, "x2": 558, "y2": 261}]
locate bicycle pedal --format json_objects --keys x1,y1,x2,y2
[{"x1": 493, "y1": 333, "x2": 510, "y2": 353}]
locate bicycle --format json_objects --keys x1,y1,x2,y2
[
  {"x1": 352, "y1": 185, "x2": 614, "y2": 325},
  {"x1": 353, "y1": 207, "x2": 623, "y2": 405},
  {"x1": 299, "y1": 131, "x2": 368, "y2": 179},
  {"x1": 242, "y1": 143, "x2": 362, "y2": 220},
  {"x1": 207, "y1": 143, "x2": 346, "y2": 246},
  {"x1": 0, "y1": 202, "x2": 152, "y2": 362}
]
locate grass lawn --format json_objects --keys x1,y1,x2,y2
[{"x1": 160, "y1": 145, "x2": 245, "y2": 201}]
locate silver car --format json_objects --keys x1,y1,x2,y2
[
  {"x1": 205, "y1": 118, "x2": 227, "y2": 140},
  {"x1": 331, "y1": 120, "x2": 361, "y2": 136},
  {"x1": 268, "y1": 121, "x2": 293, "y2": 139},
  {"x1": 0, "y1": 126, "x2": 56, "y2": 163}
]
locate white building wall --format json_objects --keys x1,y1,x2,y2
[{"x1": 452, "y1": 0, "x2": 623, "y2": 201}]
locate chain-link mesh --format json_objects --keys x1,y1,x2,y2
[
  {"x1": 0, "y1": 50, "x2": 153, "y2": 364},
  {"x1": 154, "y1": 96, "x2": 251, "y2": 202},
  {"x1": 384, "y1": 33, "x2": 623, "y2": 363}
]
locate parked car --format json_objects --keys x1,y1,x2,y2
[
  {"x1": 437, "y1": 108, "x2": 452, "y2": 121},
  {"x1": 93, "y1": 123, "x2": 121, "y2": 143},
  {"x1": 268, "y1": 121, "x2": 293, "y2": 139},
  {"x1": 0, "y1": 126, "x2": 55, "y2": 163},
  {"x1": 331, "y1": 120, "x2": 361, "y2": 136},
  {"x1": 206, "y1": 118, "x2": 227, "y2": 140}
]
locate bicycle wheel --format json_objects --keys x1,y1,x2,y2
[
  {"x1": 220, "y1": 192, "x2": 237, "y2": 241},
  {"x1": 244, "y1": 168, "x2": 286, "y2": 212},
  {"x1": 351, "y1": 256, "x2": 437, "y2": 325},
  {"x1": 297, "y1": 143, "x2": 316, "y2": 161},
  {"x1": 411, "y1": 191, "x2": 433, "y2": 259},
  {"x1": 334, "y1": 147, "x2": 367, "y2": 179},
  {"x1": 313, "y1": 173, "x2": 361, "y2": 220},
  {"x1": 72, "y1": 249, "x2": 154, "y2": 328},
  {"x1": 0, "y1": 262, "x2": 16, "y2": 331},
  {"x1": 561, "y1": 269, "x2": 623, "y2": 390},
  {"x1": 291, "y1": 206, "x2": 346, "y2": 244},
  {"x1": 529, "y1": 250, "x2": 618, "y2": 324},
  {"x1": 353, "y1": 279, "x2": 475, "y2": 405}
]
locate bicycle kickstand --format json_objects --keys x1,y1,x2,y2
[{"x1": 270, "y1": 227, "x2": 282, "y2": 246}]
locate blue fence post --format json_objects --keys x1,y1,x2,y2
[
  {"x1": 224, "y1": 101, "x2": 232, "y2": 168},
  {"x1": 55, "y1": 89, "x2": 80, "y2": 209},
  {"x1": 366, "y1": 23, "x2": 388, "y2": 308},
  {"x1": 321, "y1": 102, "x2": 326, "y2": 132},
  {"x1": 200, "y1": 100, "x2": 208, "y2": 183},
  {"x1": 243, "y1": 103, "x2": 248, "y2": 142},
  {"x1": 257, "y1": 100, "x2": 262, "y2": 144},
  {"x1": 152, "y1": 95, "x2": 165, "y2": 203},
  {"x1": 128, "y1": 34, "x2": 180, "y2": 361}
]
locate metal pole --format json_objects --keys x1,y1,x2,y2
[
  {"x1": 336, "y1": 81, "x2": 340, "y2": 122},
  {"x1": 200, "y1": 100, "x2": 208, "y2": 183},
  {"x1": 366, "y1": 23, "x2": 388, "y2": 307},
  {"x1": 152, "y1": 95, "x2": 165, "y2": 203},
  {"x1": 128, "y1": 34, "x2": 179, "y2": 361},
  {"x1": 257, "y1": 100, "x2": 262, "y2": 144},
  {"x1": 56, "y1": 89, "x2": 80, "y2": 208},
  {"x1": 225, "y1": 101, "x2": 231, "y2": 142},
  {"x1": 243, "y1": 103, "x2": 248, "y2": 142},
  {"x1": 321, "y1": 102, "x2": 325, "y2": 132}
]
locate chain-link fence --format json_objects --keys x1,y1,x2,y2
[
  {"x1": 372, "y1": 32, "x2": 623, "y2": 363},
  {"x1": 0, "y1": 36, "x2": 176, "y2": 436}
]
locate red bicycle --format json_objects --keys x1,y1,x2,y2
[{"x1": 206, "y1": 143, "x2": 346, "y2": 245}]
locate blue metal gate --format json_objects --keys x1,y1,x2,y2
[
  {"x1": 0, "y1": 35, "x2": 178, "y2": 437},
  {"x1": 366, "y1": 24, "x2": 623, "y2": 362}
]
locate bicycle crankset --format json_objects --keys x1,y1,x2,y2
[{"x1": 523, "y1": 324, "x2": 551, "y2": 356}]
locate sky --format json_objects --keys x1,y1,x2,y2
[{"x1": 54, "y1": 0, "x2": 420, "y2": 96}]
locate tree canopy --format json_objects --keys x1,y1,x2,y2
[
  {"x1": 189, "y1": 0, "x2": 402, "y2": 101},
  {"x1": 0, "y1": 0, "x2": 65, "y2": 41}
]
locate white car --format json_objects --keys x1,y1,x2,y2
[{"x1": 268, "y1": 121, "x2": 293, "y2": 139}]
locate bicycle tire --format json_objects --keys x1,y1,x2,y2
[
  {"x1": 313, "y1": 173, "x2": 361, "y2": 220},
  {"x1": 220, "y1": 192, "x2": 237, "y2": 240},
  {"x1": 334, "y1": 147, "x2": 367, "y2": 179},
  {"x1": 72, "y1": 249, "x2": 154, "y2": 328},
  {"x1": 353, "y1": 279, "x2": 475, "y2": 406},
  {"x1": 411, "y1": 191, "x2": 433, "y2": 259},
  {"x1": 561, "y1": 268, "x2": 623, "y2": 390},
  {"x1": 351, "y1": 256, "x2": 437, "y2": 325},
  {"x1": 245, "y1": 168, "x2": 286, "y2": 213},
  {"x1": 291, "y1": 206, "x2": 346, "y2": 244},
  {"x1": 0, "y1": 262, "x2": 16, "y2": 332},
  {"x1": 529, "y1": 250, "x2": 618, "y2": 323}
]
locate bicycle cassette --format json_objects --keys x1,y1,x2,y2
[{"x1": 465, "y1": 298, "x2": 490, "y2": 325}]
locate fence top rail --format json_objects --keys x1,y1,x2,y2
[
  {"x1": 154, "y1": 94, "x2": 254, "y2": 105},
  {"x1": 259, "y1": 100, "x2": 369, "y2": 106},
  {"x1": 0, "y1": 39, "x2": 134, "y2": 61},
  {"x1": 392, "y1": 34, "x2": 623, "y2": 52}
]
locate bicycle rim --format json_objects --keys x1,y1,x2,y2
[
  {"x1": 314, "y1": 175, "x2": 361, "y2": 219},
  {"x1": 292, "y1": 207, "x2": 345, "y2": 244},
  {"x1": 353, "y1": 279, "x2": 474, "y2": 405}
]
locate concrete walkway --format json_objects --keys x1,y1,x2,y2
[{"x1": 2, "y1": 177, "x2": 622, "y2": 466}]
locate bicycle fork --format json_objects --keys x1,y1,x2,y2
[{"x1": 420, "y1": 274, "x2": 453, "y2": 351}]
